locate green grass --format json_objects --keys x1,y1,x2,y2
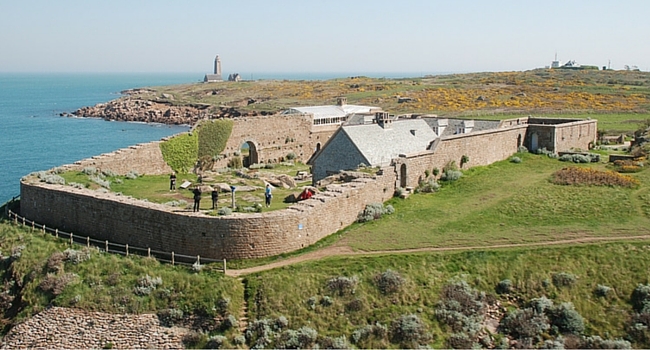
[
  {"x1": 342, "y1": 152, "x2": 650, "y2": 251},
  {"x1": 244, "y1": 240, "x2": 650, "y2": 346}
]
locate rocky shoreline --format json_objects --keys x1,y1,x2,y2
[{"x1": 69, "y1": 95, "x2": 277, "y2": 126}]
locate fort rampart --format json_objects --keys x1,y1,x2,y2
[{"x1": 20, "y1": 168, "x2": 395, "y2": 260}]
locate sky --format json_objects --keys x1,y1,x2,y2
[{"x1": 1, "y1": 0, "x2": 649, "y2": 74}]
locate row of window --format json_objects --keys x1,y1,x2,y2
[{"x1": 313, "y1": 116, "x2": 348, "y2": 125}]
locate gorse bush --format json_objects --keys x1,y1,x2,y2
[
  {"x1": 133, "y1": 275, "x2": 162, "y2": 296},
  {"x1": 374, "y1": 269, "x2": 406, "y2": 295},
  {"x1": 327, "y1": 276, "x2": 359, "y2": 296}
]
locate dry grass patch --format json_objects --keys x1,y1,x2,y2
[{"x1": 552, "y1": 167, "x2": 639, "y2": 187}]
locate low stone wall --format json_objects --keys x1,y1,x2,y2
[
  {"x1": 0, "y1": 307, "x2": 185, "y2": 349},
  {"x1": 64, "y1": 141, "x2": 172, "y2": 176},
  {"x1": 20, "y1": 169, "x2": 396, "y2": 260}
]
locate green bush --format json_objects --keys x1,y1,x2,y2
[
  {"x1": 327, "y1": 276, "x2": 359, "y2": 296},
  {"x1": 160, "y1": 132, "x2": 199, "y2": 173},
  {"x1": 496, "y1": 279, "x2": 513, "y2": 294},
  {"x1": 632, "y1": 284, "x2": 650, "y2": 311},
  {"x1": 499, "y1": 308, "x2": 549, "y2": 341},
  {"x1": 286, "y1": 152, "x2": 297, "y2": 160},
  {"x1": 197, "y1": 119, "x2": 233, "y2": 159},
  {"x1": 594, "y1": 284, "x2": 612, "y2": 298},
  {"x1": 510, "y1": 156, "x2": 522, "y2": 163},
  {"x1": 547, "y1": 302, "x2": 585, "y2": 335},
  {"x1": 389, "y1": 314, "x2": 430, "y2": 347},
  {"x1": 228, "y1": 156, "x2": 243, "y2": 169},
  {"x1": 357, "y1": 203, "x2": 394, "y2": 223}
]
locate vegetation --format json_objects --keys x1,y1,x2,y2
[{"x1": 159, "y1": 132, "x2": 199, "y2": 173}]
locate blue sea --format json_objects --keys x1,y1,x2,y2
[{"x1": 0, "y1": 71, "x2": 432, "y2": 203}]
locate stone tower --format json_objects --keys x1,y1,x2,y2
[{"x1": 214, "y1": 55, "x2": 222, "y2": 76}]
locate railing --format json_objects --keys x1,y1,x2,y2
[{"x1": 4, "y1": 202, "x2": 226, "y2": 272}]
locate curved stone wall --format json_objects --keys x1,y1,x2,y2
[{"x1": 20, "y1": 170, "x2": 395, "y2": 260}]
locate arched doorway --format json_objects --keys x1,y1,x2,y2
[
  {"x1": 315, "y1": 143, "x2": 321, "y2": 152},
  {"x1": 517, "y1": 134, "x2": 522, "y2": 149},
  {"x1": 530, "y1": 133, "x2": 539, "y2": 152},
  {"x1": 241, "y1": 141, "x2": 258, "y2": 167},
  {"x1": 400, "y1": 164, "x2": 407, "y2": 188}
]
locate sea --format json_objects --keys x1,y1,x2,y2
[{"x1": 0, "y1": 71, "x2": 429, "y2": 203}]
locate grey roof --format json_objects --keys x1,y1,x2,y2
[
  {"x1": 283, "y1": 104, "x2": 378, "y2": 120},
  {"x1": 342, "y1": 119, "x2": 437, "y2": 166},
  {"x1": 204, "y1": 74, "x2": 222, "y2": 82}
]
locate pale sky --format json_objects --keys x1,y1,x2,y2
[{"x1": 1, "y1": 0, "x2": 648, "y2": 74}]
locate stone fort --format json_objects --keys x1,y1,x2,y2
[{"x1": 19, "y1": 100, "x2": 597, "y2": 260}]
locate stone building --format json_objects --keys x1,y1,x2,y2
[{"x1": 204, "y1": 55, "x2": 223, "y2": 82}]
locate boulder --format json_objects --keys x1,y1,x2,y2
[
  {"x1": 276, "y1": 174, "x2": 297, "y2": 188},
  {"x1": 213, "y1": 183, "x2": 233, "y2": 192}
]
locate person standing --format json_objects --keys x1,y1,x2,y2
[
  {"x1": 265, "y1": 184, "x2": 273, "y2": 208},
  {"x1": 211, "y1": 189, "x2": 219, "y2": 210},
  {"x1": 192, "y1": 187, "x2": 202, "y2": 212},
  {"x1": 169, "y1": 172, "x2": 176, "y2": 191}
]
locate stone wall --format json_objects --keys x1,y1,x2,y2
[
  {"x1": 64, "y1": 141, "x2": 172, "y2": 176},
  {"x1": 0, "y1": 307, "x2": 185, "y2": 349},
  {"x1": 20, "y1": 170, "x2": 396, "y2": 260}
]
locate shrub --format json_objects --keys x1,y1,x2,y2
[
  {"x1": 228, "y1": 156, "x2": 243, "y2": 169},
  {"x1": 530, "y1": 296, "x2": 554, "y2": 314},
  {"x1": 157, "y1": 308, "x2": 184, "y2": 327},
  {"x1": 82, "y1": 166, "x2": 98, "y2": 175},
  {"x1": 68, "y1": 182, "x2": 85, "y2": 189},
  {"x1": 277, "y1": 326, "x2": 318, "y2": 349},
  {"x1": 216, "y1": 297, "x2": 230, "y2": 315},
  {"x1": 552, "y1": 272, "x2": 577, "y2": 288},
  {"x1": 447, "y1": 332, "x2": 476, "y2": 349},
  {"x1": 432, "y1": 167, "x2": 440, "y2": 176},
  {"x1": 327, "y1": 276, "x2": 359, "y2": 296},
  {"x1": 306, "y1": 296, "x2": 317, "y2": 310},
  {"x1": 164, "y1": 200, "x2": 188, "y2": 207},
  {"x1": 435, "y1": 281, "x2": 486, "y2": 335},
  {"x1": 39, "y1": 273, "x2": 78, "y2": 296},
  {"x1": 594, "y1": 284, "x2": 612, "y2": 298},
  {"x1": 319, "y1": 335, "x2": 351, "y2": 349},
  {"x1": 286, "y1": 152, "x2": 297, "y2": 160},
  {"x1": 39, "y1": 173, "x2": 66, "y2": 185},
  {"x1": 223, "y1": 314, "x2": 238, "y2": 330},
  {"x1": 441, "y1": 169, "x2": 463, "y2": 182},
  {"x1": 63, "y1": 248, "x2": 91, "y2": 264},
  {"x1": 182, "y1": 331, "x2": 205, "y2": 348},
  {"x1": 632, "y1": 284, "x2": 650, "y2": 311},
  {"x1": 375, "y1": 269, "x2": 406, "y2": 295},
  {"x1": 90, "y1": 175, "x2": 110, "y2": 189},
  {"x1": 205, "y1": 335, "x2": 227, "y2": 349},
  {"x1": 581, "y1": 335, "x2": 631, "y2": 349},
  {"x1": 496, "y1": 279, "x2": 513, "y2": 294},
  {"x1": 133, "y1": 275, "x2": 162, "y2": 296},
  {"x1": 101, "y1": 169, "x2": 117, "y2": 177},
  {"x1": 518, "y1": 145, "x2": 529, "y2": 153},
  {"x1": 547, "y1": 302, "x2": 585, "y2": 335},
  {"x1": 125, "y1": 170, "x2": 139, "y2": 179},
  {"x1": 389, "y1": 314, "x2": 430, "y2": 346},
  {"x1": 510, "y1": 156, "x2": 522, "y2": 163},
  {"x1": 394, "y1": 187, "x2": 405, "y2": 197},
  {"x1": 197, "y1": 119, "x2": 234, "y2": 159},
  {"x1": 233, "y1": 335, "x2": 246, "y2": 345},
  {"x1": 46, "y1": 252, "x2": 66, "y2": 273},
  {"x1": 160, "y1": 132, "x2": 199, "y2": 173},
  {"x1": 320, "y1": 295, "x2": 333, "y2": 307},
  {"x1": 345, "y1": 298, "x2": 365, "y2": 312},
  {"x1": 357, "y1": 203, "x2": 394, "y2": 223},
  {"x1": 499, "y1": 308, "x2": 550, "y2": 340},
  {"x1": 417, "y1": 178, "x2": 440, "y2": 193},
  {"x1": 351, "y1": 323, "x2": 388, "y2": 345},
  {"x1": 217, "y1": 207, "x2": 232, "y2": 216},
  {"x1": 275, "y1": 315, "x2": 289, "y2": 329}
]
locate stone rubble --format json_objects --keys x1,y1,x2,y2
[{"x1": 1, "y1": 307, "x2": 187, "y2": 349}]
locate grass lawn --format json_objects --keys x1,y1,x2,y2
[
  {"x1": 59, "y1": 162, "x2": 311, "y2": 213},
  {"x1": 341, "y1": 152, "x2": 650, "y2": 252}
]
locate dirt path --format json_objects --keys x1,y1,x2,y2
[{"x1": 225, "y1": 235, "x2": 650, "y2": 277}]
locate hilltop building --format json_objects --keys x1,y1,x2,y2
[
  {"x1": 281, "y1": 97, "x2": 381, "y2": 126},
  {"x1": 204, "y1": 55, "x2": 223, "y2": 82}
]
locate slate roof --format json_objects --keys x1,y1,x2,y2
[
  {"x1": 204, "y1": 74, "x2": 222, "y2": 82},
  {"x1": 422, "y1": 117, "x2": 500, "y2": 137},
  {"x1": 342, "y1": 119, "x2": 437, "y2": 166}
]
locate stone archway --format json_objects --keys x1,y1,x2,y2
[
  {"x1": 241, "y1": 141, "x2": 258, "y2": 167},
  {"x1": 517, "y1": 134, "x2": 522, "y2": 149},
  {"x1": 316, "y1": 142, "x2": 321, "y2": 152},
  {"x1": 400, "y1": 164, "x2": 407, "y2": 188}
]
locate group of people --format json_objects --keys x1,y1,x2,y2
[{"x1": 170, "y1": 172, "x2": 273, "y2": 212}]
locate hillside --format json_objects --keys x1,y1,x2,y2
[
  {"x1": 4, "y1": 152, "x2": 650, "y2": 348},
  {"x1": 72, "y1": 69, "x2": 650, "y2": 134}
]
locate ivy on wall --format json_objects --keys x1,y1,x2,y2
[
  {"x1": 198, "y1": 119, "x2": 234, "y2": 159},
  {"x1": 159, "y1": 132, "x2": 199, "y2": 173}
]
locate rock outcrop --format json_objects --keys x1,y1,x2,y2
[{"x1": 72, "y1": 97, "x2": 278, "y2": 125}]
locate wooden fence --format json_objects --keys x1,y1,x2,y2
[{"x1": 2, "y1": 197, "x2": 226, "y2": 272}]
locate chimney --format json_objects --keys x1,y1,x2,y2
[
  {"x1": 375, "y1": 112, "x2": 392, "y2": 129},
  {"x1": 336, "y1": 97, "x2": 347, "y2": 106}
]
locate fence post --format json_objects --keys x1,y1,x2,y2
[
  {"x1": 147, "y1": 247, "x2": 151, "y2": 258},
  {"x1": 22, "y1": 217, "x2": 25, "y2": 227},
  {"x1": 171, "y1": 252, "x2": 174, "y2": 266},
  {"x1": 125, "y1": 244, "x2": 129, "y2": 257},
  {"x1": 31, "y1": 221, "x2": 34, "y2": 232},
  {"x1": 42, "y1": 224, "x2": 46, "y2": 233},
  {"x1": 105, "y1": 240, "x2": 108, "y2": 253},
  {"x1": 197, "y1": 255, "x2": 201, "y2": 266},
  {"x1": 55, "y1": 229, "x2": 58, "y2": 238},
  {"x1": 223, "y1": 259, "x2": 226, "y2": 274},
  {"x1": 86, "y1": 236, "x2": 90, "y2": 248},
  {"x1": 70, "y1": 232, "x2": 73, "y2": 246},
  {"x1": 14, "y1": 214, "x2": 17, "y2": 225}
]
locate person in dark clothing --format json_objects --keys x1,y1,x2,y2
[
  {"x1": 169, "y1": 172, "x2": 176, "y2": 191},
  {"x1": 211, "y1": 189, "x2": 219, "y2": 209},
  {"x1": 192, "y1": 187, "x2": 202, "y2": 212},
  {"x1": 265, "y1": 184, "x2": 272, "y2": 207}
]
